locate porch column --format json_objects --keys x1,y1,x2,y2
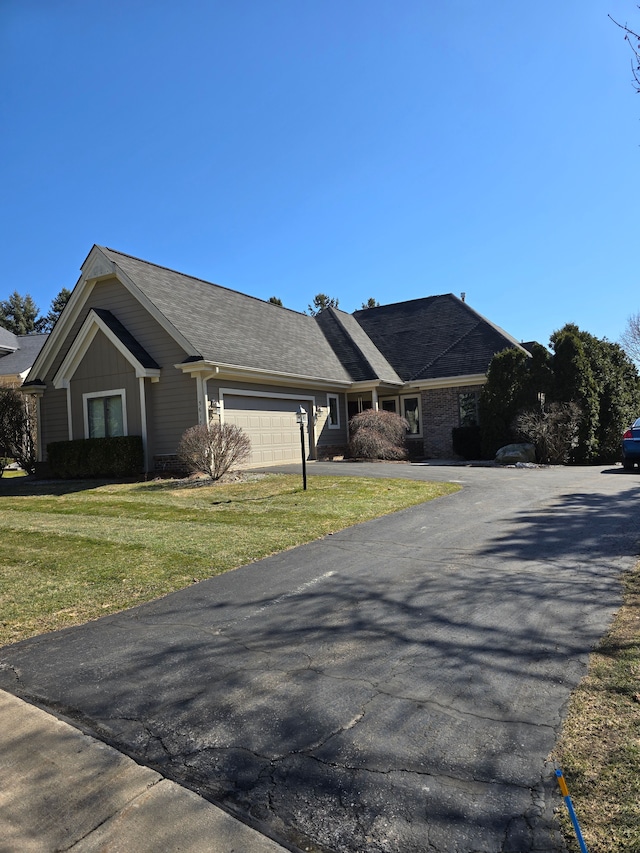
[
  {"x1": 196, "y1": 374, "x2": 209, "y2": 425},
  {"x1": 371, "y1": 388, "x2": 379, "y2": 411}
]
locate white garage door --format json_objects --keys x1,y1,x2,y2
[{"x1": 223, "y1": 395, "x2": 309, "y2": 466}]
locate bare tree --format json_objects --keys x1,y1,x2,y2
[
  {"x1": 177, "y1": 422, "x2": 251, "y2": 480},
  {"x1": 609, "y1": 9, "x2": 640, "y2": 91},
  {"x1": 514, "y1": 402, "x2": 582, "y2": 465},
  {"x1": 0, "y1": 388, "x2": 37, "y2": 474},
  {"x1": 620, "y1": 311, "x2": 640, "y2": 366}
]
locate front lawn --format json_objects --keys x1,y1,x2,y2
[{"x1": 0, "y1": 473, "x2": 458, "y2": 646}]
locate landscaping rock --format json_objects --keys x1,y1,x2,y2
[{"x1": 495, "y1": 443, "x2": 536, "y2": 464}]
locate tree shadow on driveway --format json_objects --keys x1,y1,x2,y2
[{"x1": 1, "y1": 483, "x2": 638, "y2": 852}]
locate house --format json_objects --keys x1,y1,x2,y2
[
  {"x1": 0, "y1": 327, "x2": 49, "y2": 388},
  {"x1": 23, "y1": 245, "x2": 528, "y2": 473}
]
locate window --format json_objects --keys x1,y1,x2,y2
[
  {"x1": 402, "y1": 396, "x2": 421, "y2": 435},
  {"x1": 458, "y1": 391, "x2": 478, "y2": 427},
  {"x1": 327, "y1": 394, "x2": 340, "y2": 429},
  {"x1": 381, "y1": 399, "x2": 397, "y2": 413},
  {"x1": 84, "y1": 390, "x2": 126, "y2": 438}
]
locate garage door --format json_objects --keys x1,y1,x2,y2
[{"x1": 223, "y1": 395, "x2": 309, "y2": 466}]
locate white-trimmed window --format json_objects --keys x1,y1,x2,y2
[
  {"x1": 83, "y1": 389, "x2": 127, "y2": 438},
  {"x1": 401, "y1": 395, "x2": 421, "y2": 436},
  {"x1": 327, "y1": 393, "x2": 341, "y2": 429},
  {"x1": 378, "y1": 395, "x2": 422, "y2": 436}
]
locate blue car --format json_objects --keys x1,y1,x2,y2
[{"x1": 622, "y1": 418, "x2": 640, "y2": 470}]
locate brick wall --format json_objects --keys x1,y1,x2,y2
[{"x1": 421, "y1": 385, "x2": 482, "y2": 458}]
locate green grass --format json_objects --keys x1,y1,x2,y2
[
  {"x1": 0, "y1": 473, "x2": 459, "y2": 646},
  {"x1": 553, "y1": 563, "x2": 640, "y2": 853}
]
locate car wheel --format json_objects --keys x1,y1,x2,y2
[{"x1": 623, "y1": 458, "x2": 634, "y2": 471}]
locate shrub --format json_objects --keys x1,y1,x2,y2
[
  {"x1": 348, "y1": 409, "x2": 409, "y2": 460},
  {"x1": 452, "y1": 425, "x2": 481, "y2": 460},
  {"x1": 514, "y1": 402, "x2": 581, "y2": 464},
  {"x1": 47, "y1": 436, "x2": 144, "y2": 478},
  {"x1": 177, "y1": 422, "x2": 251, "y2": 480}
]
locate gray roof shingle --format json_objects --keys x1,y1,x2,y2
[
  {"x1": 352, "y1": 295, "x2": 524, "y2": 381},
  {"x1": 0, "y1": 334, "x2": 48, "y2": 377},
  {"x1": 100, "y1": 247, "x2": 353, "y2": 383},
  {"x1": 92, "y1": 248, "x2": 523, "y2": 387},
  {"x1": 315, "y1": 308, "x2": 402, "y2": 384}
]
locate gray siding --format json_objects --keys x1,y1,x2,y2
[
  {"x1": 40, "y1": 277, "x2": 198, "y2": 460},
  {"x1": 41, "y1": 388, "x2": 69, "y2": 450},
  {"x1": 83, "y1": 279, "x2": 198, "y2": 455},
  {"x1": 69, "y1": 332, "x2": 139, "y2": 439}
]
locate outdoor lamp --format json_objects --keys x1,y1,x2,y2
[{"x1": 296, "y1": 405, "x2": 308, "y2": 490}]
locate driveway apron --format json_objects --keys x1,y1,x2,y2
[{"x1": 1, "y1": 463, "x2": 639, "y2": 853}]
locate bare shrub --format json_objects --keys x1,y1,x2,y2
[
  {"x1": 514, "y1": 402, "x2": 582, "y2": 464},
  {"x1": 177, "y1": 422, "x2": 251, "y2": 480},
  {"x1": 349, "y1": 409, "x2": 409, "y2": 460},
  {"x1": 0, "y1": 388, "x2": 37, "y2": 474}
]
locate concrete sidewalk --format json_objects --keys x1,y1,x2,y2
[{"x1": 0, "y1": 690, "x2": 288, "y2": 853}]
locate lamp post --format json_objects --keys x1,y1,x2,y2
[{"x1": 296, "y1": 405, "x2": 308, "y2": 491}]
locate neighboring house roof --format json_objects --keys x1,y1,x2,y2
[
  {"x1": 98, "y1": 247, "x2": 353, "y2": 384},
  {"x1": 0, "y1": 327, "x2": 19, "y2": 354},
  {"x1": 352, "y1": 295, "x2": 527, "y2": 382},
  {"x1": 0, "y1": 332, "x2": 49, "y2": 381}
]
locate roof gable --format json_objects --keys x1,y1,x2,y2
[{"x1": 53, "y1": 309, "x2": 160, "y2": 389}]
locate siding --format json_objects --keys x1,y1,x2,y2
[
  {"x1": 41, "y1": 388, "x2": 69, "y2": 450},
  {"x1": 40, "y1": 277, "x2": 198, "y2": 459},
  {"x1": 70, "y1": 331, "x2": 139, "y2": 439}
]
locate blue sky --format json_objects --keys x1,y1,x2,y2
[{"x1": 2, "y1": 1, "x2": 639, "y2": 348}]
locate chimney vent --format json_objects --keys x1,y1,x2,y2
[{"x1": 460, "y1": 292, "x2": 466, "y2": 303}]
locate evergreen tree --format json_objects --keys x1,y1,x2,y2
[
  {"x1": 43, "y1": 287, "x2": 72, "y2": 332},
  {"x1": 0, "y1": 292, "x2": 46, "y2": 335},
  {"x1": 480, "y1": 324, "x2": 640, "y2": 463},
  {"x1": 478, "y1": 348, "x2": 532, "y2": 458},
  {"x1": 550, "y1": 326, "x2": 599, "y2": 462},
  {"x1": 307, "y1": 294, "x2": 339, "y2": 316}
]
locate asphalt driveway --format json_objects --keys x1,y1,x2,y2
[{"x1": 1, "y1": 462, "x2": 639, "y2": 852}]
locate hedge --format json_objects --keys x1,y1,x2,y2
[{"x1": 46, "y1": 436, "x2": 144, "y2": 479}]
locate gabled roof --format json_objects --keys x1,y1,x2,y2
[
  {"x1": 0, "y1": 333, "x2": 48, "y2": 378},
  {"x1": 97, "y1": 247, "x2": 354, "y2": 384},
  {"x1": 26, "y1": 245, "x2": 526, "y2": 391},
  {"x1": 53, "y1": 309, "x2": 161, "y2": 389},
  {"x1": 352, "y1": 294, "x2": 527, "y2": 382},
  {"x1": 315, "y1": 308, "x2": 402, "y2": 384}
]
